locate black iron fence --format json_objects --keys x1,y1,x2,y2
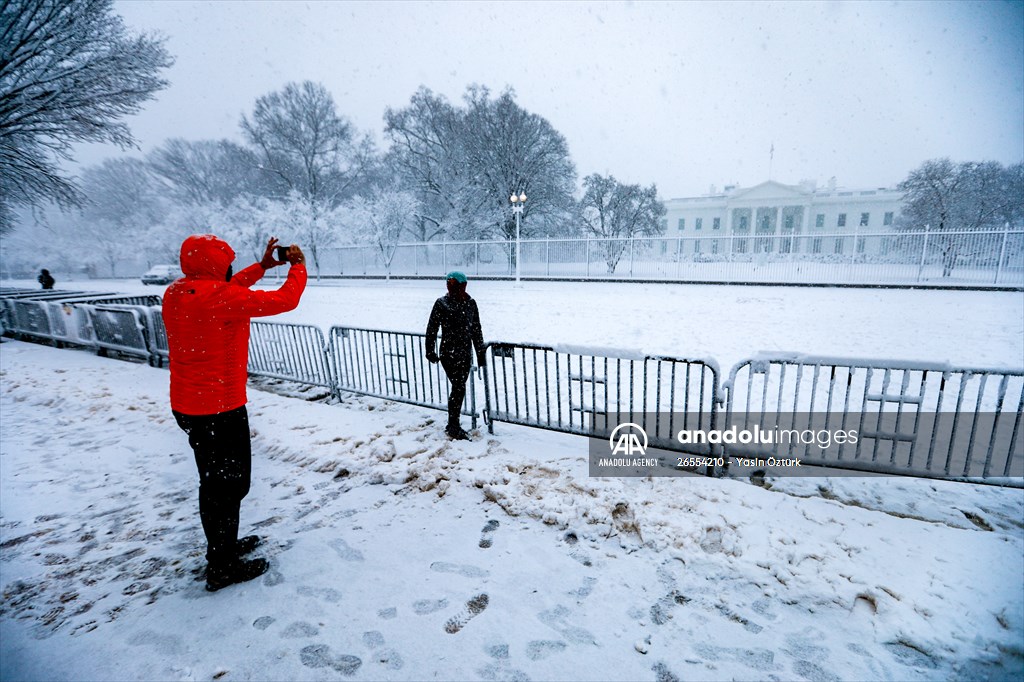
[
  {"x1": 484, "y1": 342, "x2": 719, "y2": 455},
  {"x1": 328, "y1": 326, "x2": 478, "y2": 428},
  {"x1": 723, "y1": 355, "x2": 1024, "y2": 480}
]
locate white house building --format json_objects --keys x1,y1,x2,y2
[{"x1": 662, "y1": 180, "x2": 904, "y2": 256}]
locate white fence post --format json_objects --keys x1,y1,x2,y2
[
  {"x1": 917, "y1": 224, "x2": 931, "y2": 282},
  {"x1": 995, "y1": 222, "x2": 1009, "y2": 285},
  {"x1": 585, "y1": 236, "x2": 591, "y2": 277}
]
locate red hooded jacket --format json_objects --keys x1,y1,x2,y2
[{"x1": 163, "y1": 235, "x2": 307, "y2": 416}]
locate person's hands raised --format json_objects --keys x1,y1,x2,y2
[{"x1": 260, "y1": 237, "x2": 286, "y2": 270}]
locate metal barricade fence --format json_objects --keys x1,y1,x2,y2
[
  {"x1": 483, "y1": 342, "x2": 720, "y2": 455},
  {"x1": 43, "y1": 301, "x2": 93, "y2": 347},
  {"x1": 82, "y1": 305, "x2": 152, "y2": 360},
  {"x1": 8, "y1": 300, "x2": 53, "y2": 339},
  {"x1": 327, "y1": 326, "x2": 477, "y2": 427},
  {"x1": 148, "y1": 307, "x2": 169, "y2": 367},
  {"x1": 723, "y1": 354, "x2": 1024, "y2": 480},
  {"x1": 248, "y1": 321, "x2": 337, "y2": 398},
  {"x1": 3, "y1": 291, "x2": 1021, "y2": 485},
  {"x1": 44, "y1": 296, "x2": 160, "y2": 348}
]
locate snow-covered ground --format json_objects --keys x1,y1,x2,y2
[
  {"x1": 2, "y1": 278, "x2": 1023, "y2": 681},
  {"x1": 9, "y1": 276, "x2": 1024, "y2": 370}
]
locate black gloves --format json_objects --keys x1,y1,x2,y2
[{"x1": 426, "y1": 350, "x2": 439, "y2": 364}]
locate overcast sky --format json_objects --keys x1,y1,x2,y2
[{"x1": 76, "y1": 0, "x2": 1024, "y2": 199}]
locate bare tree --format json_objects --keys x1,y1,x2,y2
[
  {"x1": 78, "y1": 158, "x2": 165, "y2": 273},
  {"x1": 147, "y1": 138, "x2": 269, "y2": 207},
  {"x1": 898, "y1": 159, "x2": 1023, "y2": 277},
  {"x1": 577, "y1": 173, "x2": 666, "y2": 273},
  {"x1": 0, "y1": 0, "x2": 172, "y2": 233},
  {"x1": 384, "y1": 87, "x2": 474, "y2": 241},
  {"x1": 462, "y1": 86, "x2": 577, "y2": 241},
  {"x1": 383, "y1": 85, "x2": 577, "y2": 243},
  {"x1": 342, "y1": 186, "x2": 418, "y2": 279},
  {"x1": 241, "y1": 81, "x2": 374, "y2": 276},
  {"x1": 241, "y1": 81, "x2": 373, "y2": 206}
]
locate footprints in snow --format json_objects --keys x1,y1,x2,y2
[
  {"x1": 537, "y1": 605, "x2": 596, "y2": 645},
  {"x1": 328, "y1": 537, "x2": 364, "y2": 562},
  {"x1": 409, "y1": 592, "x2": 490, "y2": 634},
  {"x1": 444, "y1": 593, "x2": 490, "y2": 634},
  {"x1": 299, "y1": 645, "x2": 362, "y2": 676},
  {"x1": 430, "y1": 561, "x2": 489, "y2": 578},
  {"x1": 563, "y1": 531, "x2": 594, "y2": 567},
  {"x1": 479, "y1": 519, "x2": 499, "y2": 548},
  {"x1": 362, "y1": 630, "x2": 404, "y2": 670},
  {"x1": 250, "y1": 615, "x2": 404, "y2": 675},
  {"x1": 412, "y1": 598, "x2": 449, "y2": 615}
]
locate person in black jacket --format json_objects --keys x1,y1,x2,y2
[
  {"x1": 38, "y1": 269, "x2": 55, "y2": 290},
  {"x1": 425, "y1": 271, "x2": 486, "y2": 440}
]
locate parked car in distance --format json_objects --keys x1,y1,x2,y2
[{"x1": 141, "y1": 265, "x2": 181, "y2": 285}]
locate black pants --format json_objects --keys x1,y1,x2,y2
[
  {"x1": 440, "y1": 356, "x2": 470, "y2": 428},
  {"x1": 173, "y1": 406, "x2": 251, "y2": 568}
]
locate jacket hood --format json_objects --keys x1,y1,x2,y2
[{"x1": 180, "y1": 234, "x2": 235, "y2": 280}]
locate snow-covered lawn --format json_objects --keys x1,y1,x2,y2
[
  {"x1": 11, "y1": 276, "x2": 1024, "y2": 371},
  {"x1": 1, "y1": 279, "x2": 1022, "y2": 680}
]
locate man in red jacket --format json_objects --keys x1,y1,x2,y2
[{"x1": 164, "y1": 234, "x2": 306, "y2": 591}]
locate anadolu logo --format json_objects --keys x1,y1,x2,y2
[{"x1": 609, "y1": 422, "x2": 648, "y2": 456}]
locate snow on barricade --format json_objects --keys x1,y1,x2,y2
[
  {"x1": 550, "y1": 343, "x2": 649, "y2": 361},
  {"x1": 744, "y1": 350, "x2": 958, "y2": 373}
]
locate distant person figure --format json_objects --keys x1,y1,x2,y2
[
  {"x1": 425, "y1": 271, "x2": 486, "y2": 440},
  {"x1": 163, "y1": 235, "x2": 306, "y2": 591},
  {"x1": 38, "y1": 269, "x2": 55, "y2": 290}
]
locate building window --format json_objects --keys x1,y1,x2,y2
[
  {"x1": 784, "y1": 215, "x2": 794, "y2": 230},
  {"x1": 695, "y1": 218, "x2": 702, "y2": 231},
  {"x1": 761, "y1": 215, "x2": 770, "y2": 231},
  {"x1": 815, "y1": 214, "x2": 825, "y2": 228},
  {"x1": 661, "y1": 219, "x2": 668, "y2": 231},
  {"x1": 736, "y1": 239, "x2": 748, "y2": 253},
  {"x1": 837, "y1": 213, "x2": 847, "y2": 227},
  {"x1": 860, "y1": 212, "x2": 870, "y2": 227},
  {"x1": 713, "y1": 217, "x2": 721, "y2": 230},
  {"x1": 884, "y1": 211, "x2": 894, "y2": 226},
  {"x1": 694, "y1": 240, "x2": 702, "y2": 254},
  {"x1": 812, "y1": 238, "x2": 822, "y2": 254},
  {"x1": 834, "y1": 238, "x2": 844, "y2": 254},
  {"x1": 711, "y1": 240, "x2": 719, "y2": 254},
  {"x1": 738, "y1": 216, "x2": 748, "y2": 230},
  {"x1": 678, "y1": 218, "x2": 685, "y2": 231},
  {"x1": 857, "y1": 237, "x2": 866, "y2": 253}
]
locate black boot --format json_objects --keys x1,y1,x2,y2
[
  {"x1": 206, "y1": 557, "x2": 269, "y2": 592},
  {"x1": 236, "y1": 535, "x2": 262, "y2": 556},
  {"x1": 445, "y1": 424, "x2": 471, "y2": 440}
]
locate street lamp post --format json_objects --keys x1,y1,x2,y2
[{"x1": 510, "y1": 191, "x2": 526, "y2": 283}]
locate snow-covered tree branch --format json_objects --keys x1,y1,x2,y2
[{"x1": 0, "y1": 0, "x2": 173, "y2": 233}]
